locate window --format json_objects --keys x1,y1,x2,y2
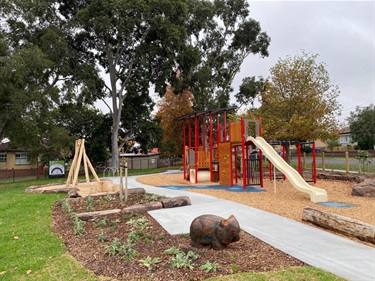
[
  {"x1": 0, "y1": 153, "x2": 6, "y2": 162},
  {"x1": 15, "y1": 153, "x2": 30, "y2": 165}
]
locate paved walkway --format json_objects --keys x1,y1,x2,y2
[{"x1": 110, "y1": 174, "x2": 375, "y2": 281}]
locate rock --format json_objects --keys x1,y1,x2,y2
[{"x1": 352, "y1": 178, "x2": 375, "y2": 198}]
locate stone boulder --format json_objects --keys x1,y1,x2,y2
[{"x1": 352, "y1": 178, "x2": 375, "y2": 198}]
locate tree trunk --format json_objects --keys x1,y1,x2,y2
[
  {"x1": 122, "y1": 202, "x2": 163, "y2": 214},
  {"x1": 302, "y1": 207, "x2": 375, "y2": 244},
  {"x1": 161, "y1": 196, "x2": 191, "y2": 208},
  {"x1": 77, "y1": 209, "x2": 121, "y2": 221}
]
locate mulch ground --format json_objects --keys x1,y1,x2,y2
[{"x1": 52, "y1": 193, "x2": 304, "y2": 280}]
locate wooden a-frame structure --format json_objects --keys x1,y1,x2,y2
[{"x1": 66, "y1": 139, "x2": 103, "y2": 190}]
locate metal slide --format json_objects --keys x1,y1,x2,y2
[{"x1": 248, "y1": 136, "x2": 327, "y2": 203}]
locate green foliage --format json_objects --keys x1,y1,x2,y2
[
  {"x1": 104, "y1": 238, "x2": 124, "y2": 256},
  {"x1": 85, "y1": 196, "x2": 94, "y2": 212},
  {"x1": 97, "y1": 230, "x2": 109, "y2": 242},
  {"x1": 178, "y1": 0, "x2": 270, "y2": 110},
  {"x1": 235, "y1": 76, "x2": 266, "y2": 109},
  {"x1": 95, "y1": 217, "x2": 109, "y2": 228},
  {"x1": 349, "y1": 104, "x2": 375, "y2": 150},
  {"x1": 357, "y1": 150, "x2": 373, "y2": 174},
  {"x1": 258, "y1": 51, "x2": 341, "y2": 142},
  {"x1": 73, "y1": 217, "x2": 85, "y2": 235},
  {"x1": 138, "y1": 256, "x2": 161, "y2": 271},
  {"x1": 126, "y1": 217, "x2": 149, "y2": 230},
  {"x1": 170, "y1": 250, "x2": 198, "y2": 270},
  {"x1": 164, "y1": 246, "x2": 181, "y2": 255},
  {"x1": 200, "y1": 261, "x2": 221, "y2": 273},
  {"x1": 327, "y1": 139, "x2": 341, "y2": 152},
  {"x1": 122, "y1": 244, "x2": 139, "y2": 260},
  {"x1": 231, "y1": 264, "x2": 239, "y2": 273}
]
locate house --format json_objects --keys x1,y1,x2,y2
[
  {"x1": 338, "y1": 126, "x2": 356, "y2": 148},
  {"x1": 0, "y1": 140, "x2": 43, "y2": 178}
]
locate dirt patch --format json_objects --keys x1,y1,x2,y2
[{"x1": 52, "y1": 193, "x2": 304, "y2": 280}]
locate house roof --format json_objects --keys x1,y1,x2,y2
[
  {"x1": 339, "y1": 126, "x2": 351, "y2": 134},
  {"x1": 0, "y1": 141, "x2": 27, "y2": 152}
]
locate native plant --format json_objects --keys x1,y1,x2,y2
[
  {"x1": 170, "y1": 250, "x2": 198, "y2": 270},
  {"x1": 73, "y1": 217, "x2": 85, "y2": 235},
  {"x1": 104, "y1": 238, "x2": 124, "y2": 256},
  {"x1": 138, "y1": 256, "x2": 161, "y2": 271},
  {"x1": 200, "y1": 261, "x2": 221, "y2": 273},
  {"x1": 97, "y1": 230, "x2": 109, "y2": 242}
]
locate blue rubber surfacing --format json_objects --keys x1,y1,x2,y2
[
  {"x1": 157, "y1": 184, "x2": 265, "y2": 192},
  {"x1": 317, "y1": 202, "x2": 356, "y2": 208}
]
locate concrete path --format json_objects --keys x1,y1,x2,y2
[{"x1": 110, "y1": 174, "x2": 375, "y2": 281}]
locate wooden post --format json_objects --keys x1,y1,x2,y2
[
  {"x1": 73, "y1": 139, "x2": 85, "y2": 187},
  {"x1": 66, "y1": 139, "x2": 102, "y2": 189},
  {"x1": 345, "y1": 151, "x2": 349, "y2": 174}
]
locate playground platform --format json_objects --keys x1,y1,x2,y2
[{"x1": 109, "y1": 173, "x2": 375, "y2": 281}]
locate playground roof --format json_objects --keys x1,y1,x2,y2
[{"x1": 176, "y1": 107, "x2": 237, "y2": 120}]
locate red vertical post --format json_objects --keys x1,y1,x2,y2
[
  {"x1": 298, "y1": 143, "x2": 302, "y2": 175},
  {"x1": 312, "y1": 142, "x2": 317, "y2": 183},
  {"x1": 188, "y1": 118, "x2": 192, "y2": 148},
  {"x1": 241, "y1": 117, "x2": 246, "y2": 189},
  {"x1": 217, "y1": 115, "x2": 221, "y2": 144},
  {"x1": 245, "y1": 144, "x2": 249, "y2": 186},
  {"x1": 224, "y1": 111, "x2": 227, "y2": 142},
  {"x1": 209, "y1": 112, "x2": 213, "y2": 182},
  {"x1": 202, "y1": 117, "x2": 206, "y2": 151},
  {"x1": 194, "y1": 114, "x2": 199, "y2": 183},
  {"x1": 183, "y1": 119, "x2": 186, "y2": 180}
]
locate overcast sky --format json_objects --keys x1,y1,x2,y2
[
  {"x1": 96, "y1": 1, "x2": 374, "y2": 125},
  {"x1": 232, "y1": 0, "x2": 375, "y2": 125}
]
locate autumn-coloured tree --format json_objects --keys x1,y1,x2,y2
[
  {"x1": 156, "y1": 86, "x2": 193, "y2": 157},
  {"x1": 255, "y1": 52, "x2": 341, "y2": 160}
]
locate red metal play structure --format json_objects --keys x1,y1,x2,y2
[{"x1": 177, "y1": 108, "x2": 319, "y2": 192}]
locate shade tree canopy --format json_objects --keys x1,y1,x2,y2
[
  {"x1": 348, "y1": 104, "x2": 375, "y2": 150},
  {"x1": 255, "y1": 52, "x2": 342, "y2": 143},
  {"x1": 171, "y1": 0, "x2": 270, "y2": 110}
]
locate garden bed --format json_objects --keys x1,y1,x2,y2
[{"x1": 52, "y1": 192, "x2": 304, "y2": 280}]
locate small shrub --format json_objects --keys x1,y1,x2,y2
[
  {"x1": 200, "y1": 261, "x2": 221, "y2": 273},
  {"x1": 126, "y1": 217, "x2": 149, "y2": 230},
  {"x1": 138, "y1": 256, "x2": 161, "y2": 271},
  {"x1": 104, "y1": 238, "x2": 124, "y2": 256},
  {"x1": 97, "y1": 230, "x2": 109, "y2": 242},
  {"x1": 73, "y1": 217, "x2": 85, "y2": 235},
  {"x1": 122, "y1": 244, "x2": 139, "y2": 260},
  {"x1": 95, "y1": 217, "x2": 109, "y2": 228},
  {"x1": 170, "y1": 251, "x2": 198, "y2": 270},
  {"x1": 104, "y1": 194, "x2": 116, "y2": 201},
  {"x1": 164, "y1": 246, "x2": 180, "y2": 255},
  {"x1": 231, "y1": 264, "x2": 239, "y2": 273},
  {"x1": 86, "y1": 196, "x2": 94, "y2": 212}
]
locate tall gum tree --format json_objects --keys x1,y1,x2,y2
[
  {"x1": 59, "y1": 0, "x2": 191, "y2": 168},
  {"x1": 174, "y1": 0, "x2": 270, "y2": 110}
]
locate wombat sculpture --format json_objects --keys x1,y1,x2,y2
[{"x1": 190, "y1": 214, "x2": 240, "y2": 250}]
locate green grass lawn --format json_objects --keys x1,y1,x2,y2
[{"x1": 0, "y1": 169, "x2": 346, "y2": 281}]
